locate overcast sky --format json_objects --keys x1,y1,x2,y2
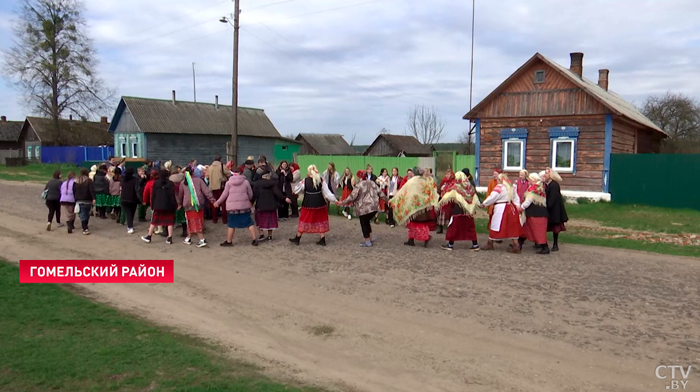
[{"x1": 1, "y1": 0, "x2": 699, "y2": 144}]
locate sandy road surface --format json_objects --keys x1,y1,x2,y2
[{"x1": 1, "y1": 180, "x2": 698, "y2": 392}]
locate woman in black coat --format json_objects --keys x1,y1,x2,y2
[
  {"x1": 276, "y1": 161, "x2": 293, "y2": 219},
  {"x1": 120, "y1": 167, "x2": 140, "y2": 234},
  {"x1": 253, "y1": 168, "x2": 291, "y2": 241},
  {"x1": 141, "y1": 170, "x2": 177, "y2": 244},
  {"x1": 544, "y1": 169, "x2": 568, "y2": 252}
]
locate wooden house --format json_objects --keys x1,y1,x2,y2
[
  {"x1": 108, "y1": 92, "x2": 299, "y2": 166},
  {"x1": 463, "y1": 52, "x2": 667, "y2": 199},
  {"x1": 364, "y1": 134, "x2": 433, "y2": 157},
  {"x1": 19, "y1": 116, "x2": 112, "y2": 162},
  {"x1": 295, "y1": 133, "x2": 357, "y2": 155},
  {"x1": 0, "y1": 116, "x2": 25, "y2": 164}
]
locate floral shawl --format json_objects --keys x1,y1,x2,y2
[
  {"x1": 524, "y1": 182, "x2": 546, "y2": 206},
  {"x1": 389, "y1": 175, "x2": 439, "y2": 226}
]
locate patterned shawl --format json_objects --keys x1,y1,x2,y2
[
  {"x1": 524, "y1": 182, "x2": 546, "y2": 206},
  {"x1": 438, "y1": 172, "x2": 479, "y2": 216},
  {"x1": 389, "y1": 175, "x2": 439, "y2": 226},
  {"x1": 185, "y1": 171, "x2": 199, "y2": 212}
]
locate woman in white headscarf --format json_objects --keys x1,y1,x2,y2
[
  {"x1": 480, "y1": 173, "x2": 522, "y2": 253},
  {"x1": 517, "y1": 172, "x2": 549, "y2": 254},
  {"x1": 289, "y1": 165, "x2": 337, "y2": 246}
]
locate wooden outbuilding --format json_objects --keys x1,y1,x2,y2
[{"x1": 463, "y1": 52, "x2": 667, "y2": 198}]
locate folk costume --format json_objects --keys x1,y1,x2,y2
[
  {"x1": 485, "y1": 169, "x2": 502, "y2": 231},
  {"x1": 386, "y1": 172, "x2": 402, "y2": 227},
  {"x1": 439, "y1": 171, "x2": 480, "y2": 251},
  {"x1": 389, "y1": 167, "x2": 439, "y2": 247},
  {"x1": 481, "y1": 173, "x2": 522, "y2": 253},
  {"x1": 177, "y1": 171, "x2": 217, "y2": 247},
  {"x1": 289, "y1": 165, "x2": 337, "y2": 246},
  {"x1": 339, "y1": 170, "x2": 388, "y2": 247},
  {"x1": 515, "y1": 170, "x2": 529, "y2": 202},
  {"x1": 545, "y1": 169, "x2": 568, "y2": 252},
  {"x1": 340, "y1": 173, "x2": 356, "y2": 218},
  {"x1": 376, "y1": 174, "x2": 390, "y2": 215},
  {"x1": 253, "y1": 169, "x2": 288, "y2": 240},
  {"x1": 518, "y1": 173, "x2": 550, "y2": 254},
  {"x1": 436, "y1": 169, "x2": 456, "y2": 234}
]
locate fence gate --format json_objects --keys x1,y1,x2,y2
[{"x1": 433, "y1": 151, "x2": 455, "y2": 176}]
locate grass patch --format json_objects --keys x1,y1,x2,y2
[
  {"x1": 0, "y1": 163, "x2": 79, "y2": 182},
  {"x1": 306, "y1": 325, "x2": 335, "y2": 337},
  {"x1": 564, "y1": 203, "x2": 700, "y2": 234},
  {"x1": 0, "y1": 261, "x2": 323, "y2": 392}
]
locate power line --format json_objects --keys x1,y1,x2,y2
[
  {"x1": 246, "y1": 0, "x2": 297, "y2": 11},
  {"x1": 127, "y1": 28, "x2": 230, "y2": 57},
  {"x1": 256, "y1": 22, "x2": 466, "y2": 113},
  {"x1": 241, "y1": 27, "x2": 465, "y2": 117}
]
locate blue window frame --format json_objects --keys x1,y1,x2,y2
[
  {"x1": 549, "y1": 127, "x2": 579, "y2": 174},
  {"x1": 500, "y1": 128, "x2": 528, "y2": 171}
]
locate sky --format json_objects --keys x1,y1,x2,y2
[{"x1": 1, "y1": 0, "x2": 700, "y2": 145}]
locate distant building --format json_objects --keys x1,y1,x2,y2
[
  {"x1": 464, "y1": 52, "x2": 667, "y2": 197},
  {"x1": 364, "y1": 134, "x2": 433, "y2": 157},
  {"x1": 108, "y1": 93, "x2": 298, "y2": 166},
  {"x1": 353, "y1": 145, "x2": 369, "y2": 155},
  {"x1": 295, "y1": 133, "x2": 357, "y2": 155},
  {"x1": 19, "y1": 116, "x2": 112, "y2": 162},
  {"x1": 0, "y1": 116, "x2": 24, "y2": 164}
]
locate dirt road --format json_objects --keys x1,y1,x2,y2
[{"x1": 1, "y1": 180, "x2": 698, "y2": 392}]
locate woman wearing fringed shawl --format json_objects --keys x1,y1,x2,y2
[
  {"x1": 436, "y1": 169, "x2": 456, "y2": 234},
  {"x1": 289, "y1": 165, "x2": 337, "y2": 246},
  {"x1": 177, "y1": 167, "x2": 217, "y2": 248},
  {"x1": 517, "y1": 172, "x2": 550, "y2": 254},
  {"x1": 544, "y1": 168, "x2": 568, "y2": 252},
  {"x1": 389, "y1": 167, "x2": 439, "y2": 248},
  {"x1": 439, "y1": 171, "x2": 480, "y2": 251},
  {"x1": 480, "y1": 173, "x2": 522, "y2": 253}
]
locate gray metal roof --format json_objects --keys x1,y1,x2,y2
[
  {"x1": 296, "y1": 133, "x2": 357, "y2": 155},
  {"x1": 464, "y1": 53, "x2": 666, "y2": 136},
  {"x1": 120, "y1": 96, "x2": 282, "y2": 138},
  {"x1": 0, "y1": 120, "x2": 23, "y2": 142},
  {"x1": 367, "y1": 134, "x2": 434, "y2": 156},
  {"x1": 26, "y1": 117, "x2": 113, "y2": 145}
]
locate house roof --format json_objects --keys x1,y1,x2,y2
[
  {"x1": 366, "y1": 134, "x2": 433, "y2": 156},
  {"x1": 295, "y1": 133, "x2": 357, "y2": 155},
  {"x1": 0, "y1": 120, "x2": 24, "y2": 142},
  {"x1": 463, "y1": 53, "x2": 666, "y2": 136},
  {"x1": 110, "y1": 96, "x2": 282, "y2": 138},
  {"x1": 353, "y1": 145, "x2": 369, "y2": 154},
  {"x1": 25, "y1": 117, "x2": 113, "y2": 146}
]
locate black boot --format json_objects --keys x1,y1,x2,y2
[
  {"x1": 67, "y1": 220, "x2": 74, "y2": 234},
  {"x1": 289, "y1": 236, "x2": 301, "y2": 245},
  {"x1": 518, "y1": 237, "x2": 526, "y2": 250},
  {"x1": 404, "y1": 238, "x2": 415, "y2": 246},
  {"x1": 424, "y1": 236, "x2": 431, "y2": 248},
  {"x1": 436, "y1": 225, "x2": 443, "y2": 234},
  {"x1": 552, "y1": 243, "x2": 559, "y2": 252},
  {"x1": 181, "y1": 224, "x2": 188, "y2": 238},
  {"x1": 537, "y1": 244, "x2": 550, "y2": 254},
  {"x1": 316, "y1": 237, "x2": 326, "y2": 246}
]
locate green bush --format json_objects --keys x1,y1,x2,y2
[{"x1": 576, "y1": 197, "x2": 591, "y2": 205}]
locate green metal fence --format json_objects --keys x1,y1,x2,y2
[
  {"x1": 453, "y1": 155, "x2": 476, "y2": 176},
  {"x1": 296, "y1": 155, "x2": 419, "y2": 175},
  {"x1": 610, "y1": 154, "x2": 700, "y2": 210}
]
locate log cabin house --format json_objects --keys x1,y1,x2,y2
[{"x1": 463, "y1": 52, "x2": 667, "y2": 200}]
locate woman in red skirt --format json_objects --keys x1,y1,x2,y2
[
  {"x1": 289, "y1": 165, "x2": 338, "y2": 246},
  {"x1": 436, "y1": 169, "x2": 455, "y2": 234},
  {"x1": 141, "y1": 170, "x2": 177, "y2": 244},
  {"x1": 339, "y1": 167, "x2": 355, "y2": 219},
  {"x1": 480, "y1": 173, "x2": 522, "y2": 253},
  {"x1": 518, "y1": 172, "x2": 549, "y2": 254},
  {"x1": 440, "y1": 171, "x2": 480, "y2": 251}
]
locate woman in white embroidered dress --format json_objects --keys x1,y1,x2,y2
[{"x1": 480, "y1": 173, "x2": 522, "y2": 253}]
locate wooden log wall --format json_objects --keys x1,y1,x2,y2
[{"x1": 479, "y1": 115, "x2": 606, "y2": 192}]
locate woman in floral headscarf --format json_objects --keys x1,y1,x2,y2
[
  {"x1": 518, "y1": 172, "x2": 549, "y2": 254},
  {"x1": 436, "y1": 168, "x2": 455, "y2": 234},
  {"x1": 289, "y1": 165, "x2": 337, "y2": 246},
  {"x1": 440, "y1": 171, "x2": 480, "y2": 251},
  {"x1": 480, "y1": 173, "x2": 522, "y2": 253},
  {"x1": 389, "y1": 167, "x2": 439, "y2": 248}
]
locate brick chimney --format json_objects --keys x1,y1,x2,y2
[
  {"x1": 101, "y1": 116, "x2": 108, "y2": 123},
  {"x1": 1, "y1": 116, "x2": 6, "y2": 122},
  {"x1": 215, "y1": 95, "x2": 219, "y2": 109},
  {"x1": 172, "y1": 90, "x2": 176, "y2": 105},
  {"x1": 598, "y1": 69, "x2": 609, "y2": 91},
  {"x1": 570, "y1": 52, "x2": 583, "y2": 78}
]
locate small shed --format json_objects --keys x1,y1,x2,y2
[
  {"x1": 0, "y1": 116, "x2": 25, "y2": 164},
  {"x1": 19, "y1": 116, "x2": 112, "y2": 162},
  {"x1": 364, "y1": 134, "x2": 434, "y2": 157},
  {"x1": 109, "y1": 93, "x2": 298, "y2": 166},
  {"x1": 464, "y1": 52, "x2": 667, "y2": 198},
  {"x1": 295, "y1": 133, "x2": 357, "y2": 155}
]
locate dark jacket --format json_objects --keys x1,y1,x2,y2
[
  {"x1": 545, "y1": 180, "x2": 568, "y2": 225},
  {"x1": 151, "y1": 179, "x2": 177, "y2": 212},
  {"x1": 302, "y1": 178, "x2": 326, "y2": 208},
  {"x1": 44, "y1": 179, "x2": 62, "y2": 201},
  {"x1": 253, "y1": 178, "x2": 286, "y2": 212},
  {"x1": 525, "y1": 204, "x2": 548, "y2": 218},
  {"x1": 277, "y1": 168, "x2": 293, "y2": 197},
  {"x1": 366, "y1": 173, "x2": 378, "y2": 182},
  {"x1": 73, "y1": 178, "x2": 96, "y2": 203},
  {"x1": 135, "y1": 176, "x2": 148, "y2": 203},
  {"x1": 93, "y1": 171, "x2": 109, "y2": 195},
  {"x1": 120, "y1": 173, "x2": 140, "y2": 204}
]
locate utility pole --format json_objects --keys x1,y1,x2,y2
[
  {"x1": 230, "y1": 0, "x2": 240, "y2": 165},
  {"x1": 192, "y1": 62, "x2": 197, "y2": 102}
]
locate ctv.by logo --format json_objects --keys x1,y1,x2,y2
[{"x1": 656, "y1": 365, "x2": 692, "y2": 390}]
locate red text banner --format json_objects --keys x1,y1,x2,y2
[{"x1": 19, "y1": 260, "x2": 174, "y2": 283}]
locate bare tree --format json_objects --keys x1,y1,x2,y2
[
  {"x1": 378, "y1": 127, "x2": 390, "y2": 135},
  {"x1": 2, "y1": 0, "x2": 115, "y2": 145},
  {"x1": 285, "y1": 133, "x2": 297, "y2": 140},
  {"x1": 348, "y1": 133, "x2": 357, "y2": 146},
  {"x1": 457, "y1": 123, "x2": 477, "y2": 155},
  {"x1": 405, "y1": 105, "x2": 446, "y2": 144},
  {"x1": 641, "y1": 93, "x2": 700, "y2": 140}
]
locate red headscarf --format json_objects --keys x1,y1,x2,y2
[
  {"x1": 438, "y1": 169, "x2": 455, "y2": 196},
  {"x1": 356, "y1": 170, "x2": 365, "y2": 180}
]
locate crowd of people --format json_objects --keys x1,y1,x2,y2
[{"x1": 42, "y1": 155, "x2": 568, "y2": 253}]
